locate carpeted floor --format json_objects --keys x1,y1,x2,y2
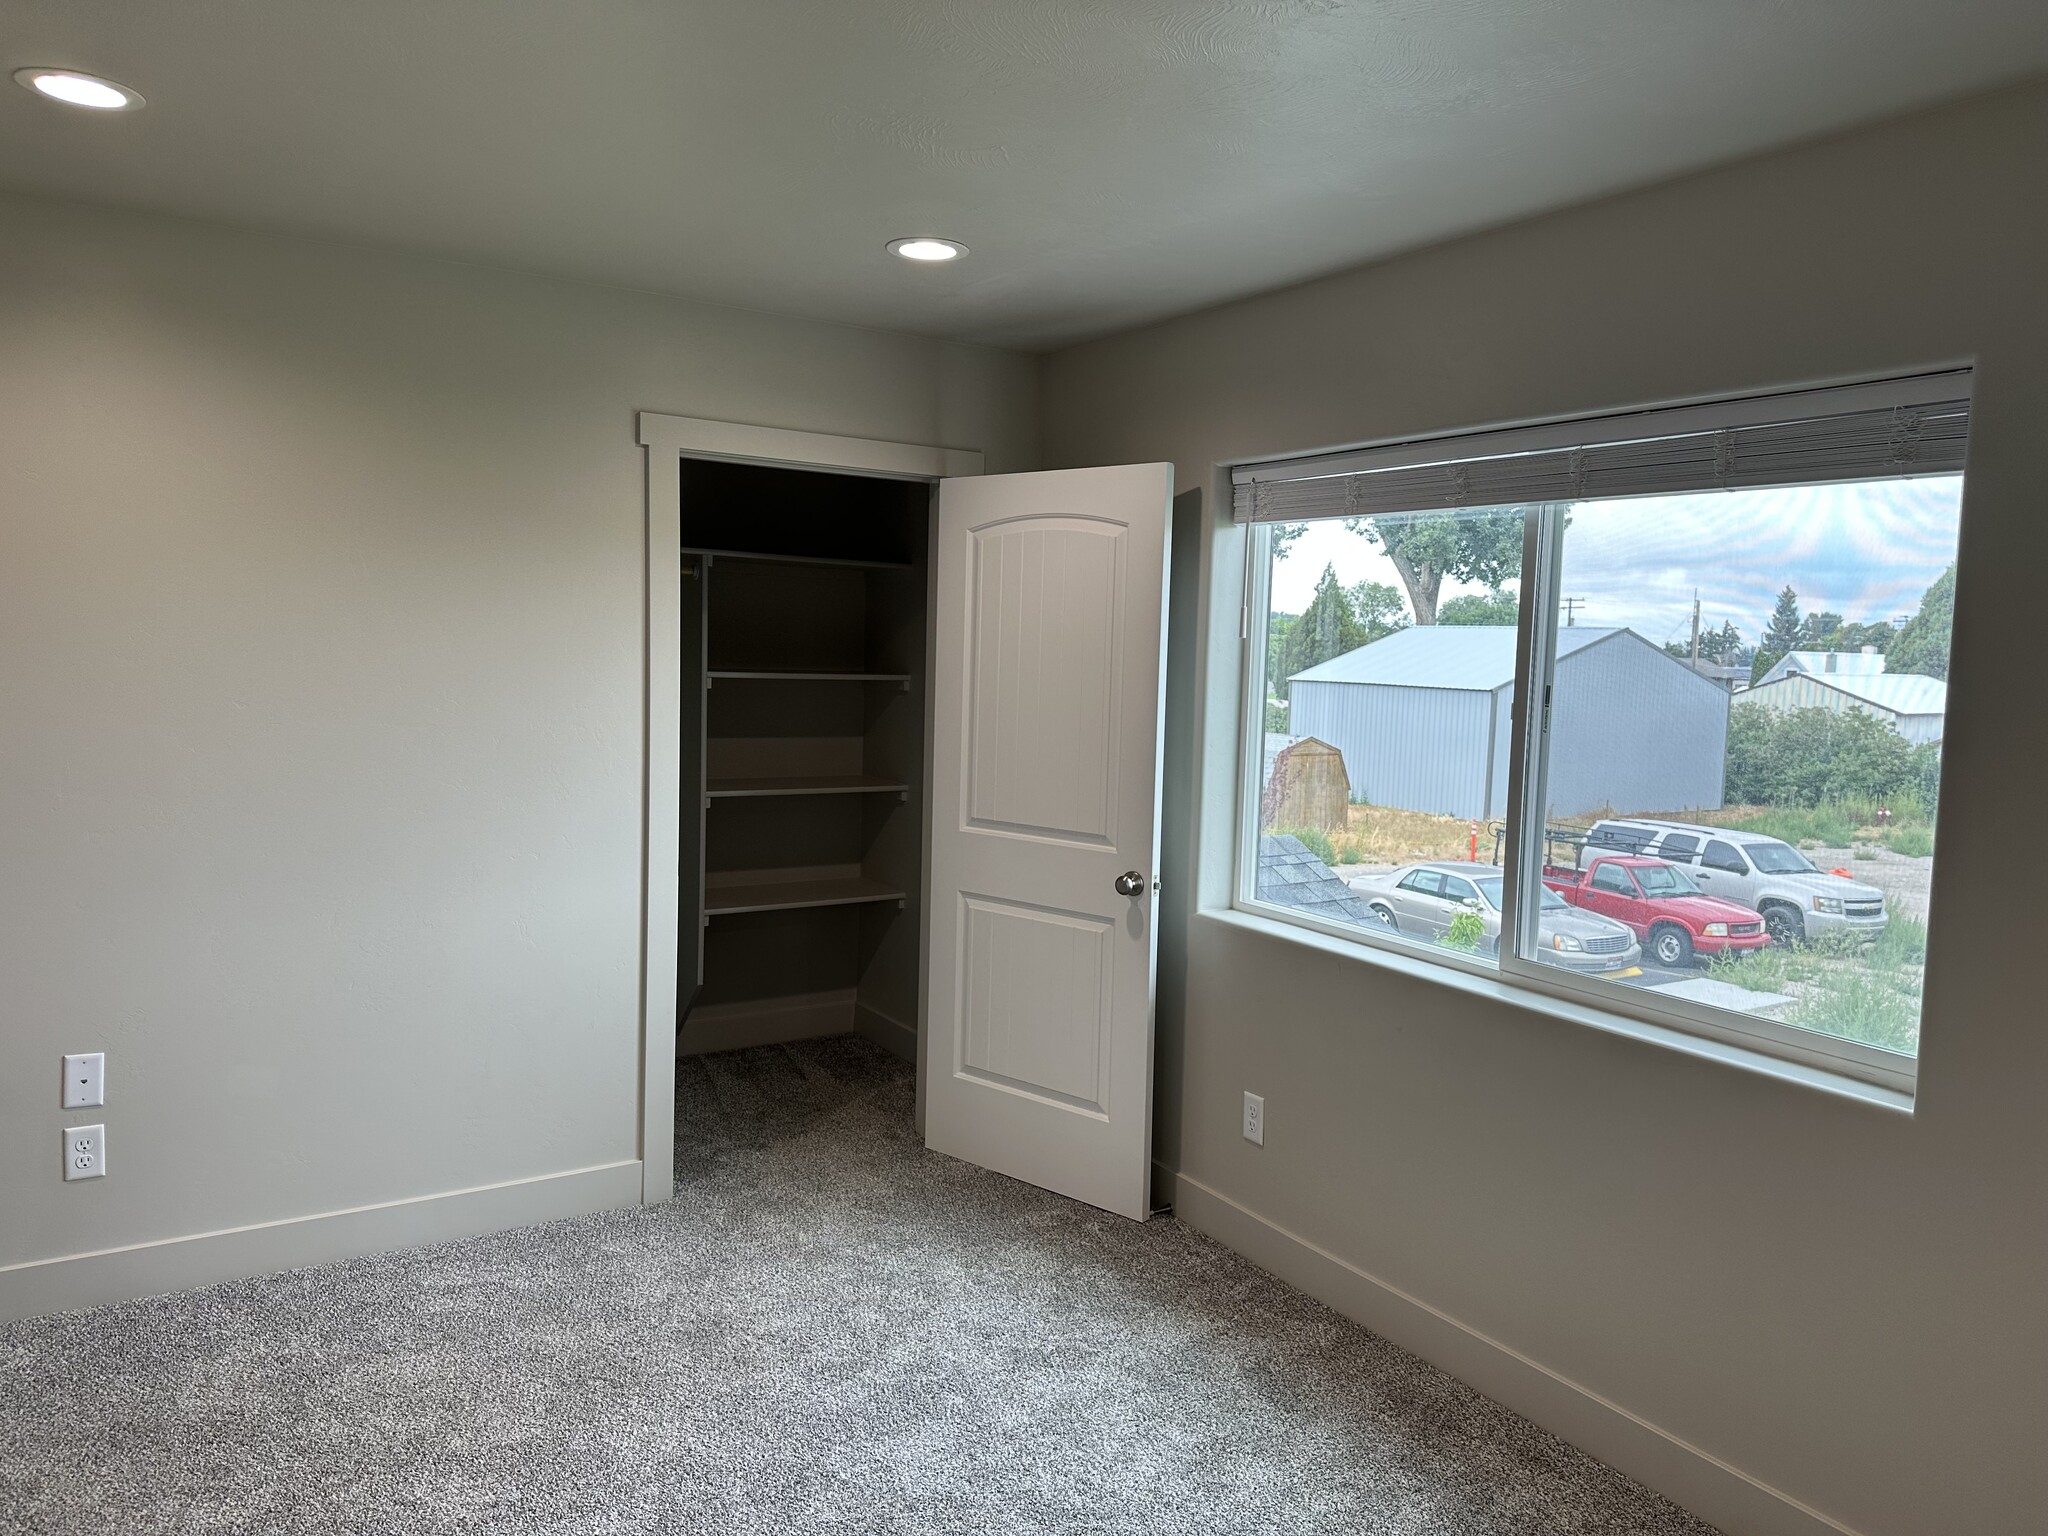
[{"x1": 1, "y1": 1036, "x2": 1718, "y2": 1535}]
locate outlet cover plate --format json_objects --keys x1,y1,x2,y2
[
  {"x1": 63, "y1": 1123, "x2": 106, "y2": 1181},
  {"x1": 63, "y1": 1052, "x2": 105, "y2": 1109},
  {"x1": 1242, "y1": 1091, "x2": 1265, "y2": 1146}
]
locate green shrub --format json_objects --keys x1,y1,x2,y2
[
  {"x1": 1723, "y1": 702, "x2": 1921, "y2": 809},
  {"x1": 1444, "y1": 911, "x2": 1486, "y2": 952},
  {"x1": 1706, "y1": 946, "x2": 1815, "y2": 994},
  {"x1": 1785, "y1": 970, "x2": 1920, "y2": 1054},
  {"x1": 1264, "y1": 698, "x2": 1289, "y2": 734},
  {"x1": 1275, "y1": 825, "x2": 1337, "y2": 866},
  {"x1": 1884, "y1": 826, "x2": 1934, "y2": 859},
  {"x1": 1723, "y1": 804, "x2": 1854, "y2": 847},
  {"x1": 1868, "y1": 914, "x2": 1929, "y2": 969}
]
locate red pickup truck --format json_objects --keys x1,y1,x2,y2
[{"x1": 1543, "y1": 854, "x2": 1770, "y2": 968}]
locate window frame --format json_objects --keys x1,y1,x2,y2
[{"x1": 1231, "y1": 374, "x2": 1967, "y2": 1100}]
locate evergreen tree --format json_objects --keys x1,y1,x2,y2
[
  {"x1": 1273, "y1": 565, "x2": 1366, "y2": 701},
  {"x1": 1752, "y1": 586, "x2": 1804, "y2": 681}
]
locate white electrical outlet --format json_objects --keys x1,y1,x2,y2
[
  {"x1": 1242, "y1": 1091, "x2": 1265, "y2": 1146},
  {"x1": 63, "y1": 1124, "x2": 106, "y2": 1181},
  {"x1": 62, "y1": 1052, "x2": 105, "y2": 1109}
]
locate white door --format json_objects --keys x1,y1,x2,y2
[{"x1": 924, "y1": 463, "x2": 1174, "y2": 1220}]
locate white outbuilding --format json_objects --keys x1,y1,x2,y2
[
  {"x1": 1285, "y1": 626, "x2": 1729, "y2": 820},
  {"x1": 1741, "y1": 670, "x2": 1947, "y2": 745}
]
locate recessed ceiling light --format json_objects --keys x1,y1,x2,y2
[
  {"x1": 887, "y1": 237, "x2": 967, "y2": 263},
  {"x1": 13, "y1": 68, "x2": 145, "y2": 111}
]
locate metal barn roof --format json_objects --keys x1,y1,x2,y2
[
  {"x1": 1753, "y1": 671, "x2": 1948, "y2": 716},
  {"x1": 1288, "y1": 625, "x2": 1620, "y2": 692}
]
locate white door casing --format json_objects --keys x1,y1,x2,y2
[{"x1": 925, "y1": 463, "x2": 1174, "y2": 1220}]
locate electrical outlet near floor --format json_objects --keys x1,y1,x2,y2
[
  {"x1": 1242, "y1": 1091, "x2": 1265, "y2": 1146},
  {"x1": 63, "y1": 1051, "x2": 105, "y2": 1108},
  {"x1": 63, "y1": 1123, "x2": 106, "y2": 1181}
]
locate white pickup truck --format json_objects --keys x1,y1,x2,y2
[{"x1": 1585, "y1": 817, "x2": 1888, "y2": 947}]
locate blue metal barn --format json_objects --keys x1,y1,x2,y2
[{"x1": 1285, "y1": 626, "x2": 1729, "y2": 820}]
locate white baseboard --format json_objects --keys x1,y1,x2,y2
[
  {"x1": 1167, "y1": 1169, "x2": 1860, "y2": 1536},
  {"x1": 678, "y1": 989, "x2": 856, "y2": 1055},
  {"x1": 853, "y1": 1002, "x2": 918, "y2": 1063},
  {"x1": 0, "y1": 1159, "x2": 643, "y2": 1326}
]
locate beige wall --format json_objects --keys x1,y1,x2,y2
[
  {"x1": 0, "y1": 191, "x2": 1036, "y2": 1312},
  {"x1": 1044, "y1": 80, "x2": 2048, "y2": 1536}
]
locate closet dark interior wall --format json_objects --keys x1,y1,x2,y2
[{"x1": 676, "y1": 458, "x2": 931, "y2": 1061}]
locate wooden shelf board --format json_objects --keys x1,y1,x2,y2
[
  {"x1": 703, "y1": 873, "x2": 905, "y2": 917},
  {"x1": 685, "y1": 547, "x2": 912, "y2": 571},
  {"x1": 707, "y1": 669, "x2": 911, "y2": 684},
  {"x1": 706, "y1": 775, "x2": 909, "y2": 799}
]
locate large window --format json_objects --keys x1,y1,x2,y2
[{"x1": 1236, "y1": 373, "x2": 1970, "y2": 1094}]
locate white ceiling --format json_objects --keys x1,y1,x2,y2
[{"x1": 4, "y1": 2, "x2": 2045, "y2": 349}]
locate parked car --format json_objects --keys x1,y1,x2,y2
[
  {"x1": 1586, "y1": 817, "x2": 1888, "y2": 946},
  {"x1": 1348, "y1": 861, "x2": 1641, "y2": 973},
  {"x1": 1544, "y1": 853, "x2": 1769, "y2": 968}
]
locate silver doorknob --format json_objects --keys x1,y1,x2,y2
[{"x1": 1114, "y1": 871, "x2": 1145, "y2": 896}]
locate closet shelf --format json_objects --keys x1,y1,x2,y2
[
  {"x1": 707, "y1": 669, "x2": 911, "y2": 686},
  {"x1": 685, "y1": 547, "x2": 913, "y2": 571},
  {"x1": 703, "y1": 873, "x2": 906, "y2": 917},
  {"x1": 706, "y1": 774, "x2": 909, "y2": 799}
]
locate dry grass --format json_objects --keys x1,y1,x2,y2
[{"x1": 1329, "y1": 804, "x2": 1491, "y2": 866}]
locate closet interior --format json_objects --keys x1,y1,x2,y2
[{"x1": 676, "y1": 457, "x2": 931, "y2": 1059}]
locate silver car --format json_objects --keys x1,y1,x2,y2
[
  {"x1": 1347, "y1": 861, "x2": 1642, "y2": 972},
  {"x1": 1586, "y1": 818, "x2": 1888, "y2": 946}
]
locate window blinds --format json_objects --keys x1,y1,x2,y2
[{"x1": 1231, "y1": 371, "x2": 1972, "y2": 526}]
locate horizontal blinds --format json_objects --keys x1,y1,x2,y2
[{"x1": 1231, "y1": 372, "x2": 1971, "y2": 525}]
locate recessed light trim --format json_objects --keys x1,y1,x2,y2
[
  {"x1": 13, "y1": 68, "x2": 145, "y2": 111},
  {"x1": 887, "y1": 236, "x2": 967, "y2": 263}
]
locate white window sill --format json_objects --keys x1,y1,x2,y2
[{"x1": 1199, "y1": 905, "x2": 1914, "y2": 1115}]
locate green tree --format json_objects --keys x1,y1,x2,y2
[
  {"x1": 1796, "y1": 610, "x2": 1846, "y2": 648},
  {"x1": 1342, "y1": 508, "x2": 1536, "y2": 624},
  {"x1": 1722, "y1": 702, "x2": 1916, "y2": 807},
  {"x1": 1348, "y1": 580, "x2": 1407, "y2": 639},
  {"x1": 1273, "y1": 565, "x2": 1365, "y2": 700},
  {"x1": 1264, "y1": 611, "x2": 1297, "y2": 700},
  {"x1": 1833, "y1": 620, "x2": 1894, "y2": 655},
  {"x1": 1437, "y1": 587, "x2": 1519, "y2": 625},
  {"x1": 1889, "y1": 563, "x2": 1956, "y2": 679},
  {"x1": 1664, "y1": 620, "x2": 1749, "y2": 667},
  {"x1": 1752, "y1": 586, "x2": 1804, "y2": 682}
]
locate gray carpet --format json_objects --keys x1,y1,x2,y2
[{"x1": 2, "y1": 1036, "x2": 1718, "y2": 1535}]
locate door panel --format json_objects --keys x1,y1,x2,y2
[
  {"x1": 959, "y1": 895, "x2": 1113, "y2": 1111},
  {"x1": 925, "y1": 463, "x2": 1173, "y2": 1220},
  {"x1": 966, "y1": 519, "x2": 1125, "y2": 845}
]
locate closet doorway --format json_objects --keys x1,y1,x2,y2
[{"x1": 638, "y1": 414, "x2": 1172, "y2": 1219}]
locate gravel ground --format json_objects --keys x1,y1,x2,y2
[{"x1": 1798, "y1": 845, "x2": 1933, "y2": 923}]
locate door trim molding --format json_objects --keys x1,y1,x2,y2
[
  {"x1": 634, "y1": 413, "x2": 978, "y2": 1205},
  {"x1": 638, "y1": 412, "x2": 983, "y2": 481}
]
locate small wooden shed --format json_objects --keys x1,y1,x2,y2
[{"x1": 1260, "y1": 736, "x2": 1351, "y2": 833}]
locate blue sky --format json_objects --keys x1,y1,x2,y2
[{"x1": 1269, "y1": 476, "x2": 1963, "y2": 650}]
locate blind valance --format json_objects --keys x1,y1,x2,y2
[{"x1": 1231, "y1": 371, "x2": 1971, "y2": 525}]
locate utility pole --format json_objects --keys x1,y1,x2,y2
[
  {"x1": 1690, "y1": 590, "x2": 1701, "y2": 666},
  {"x1": 1562, "y1": 597, "x2": 1587, "y2": 627}
]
